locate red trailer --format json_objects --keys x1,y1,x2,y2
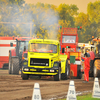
[
  {"x1": 0, "y1": 37, "x2": 16, "y2": 68},
  {"x1": 60, "y1": 28, "x2": 82, "y2": 79}
]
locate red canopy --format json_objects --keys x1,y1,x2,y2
[{"x1": 88, "y1": 51, "x2": 95, "y2": 60}]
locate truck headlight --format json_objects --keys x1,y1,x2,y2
[
  {"x1": 50, "y1": 69, "x2": 54, "y2": 72},
  {"x1": 24, "y1": 68, "x2": 29, "y2": 71}
]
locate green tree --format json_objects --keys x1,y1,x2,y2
[
  {"x1": 0, "y1": 0, "x2": 28, "y2": 36},
  {"x1": 9, "y1": 0, "x2": 25, "y2": 6},
  {"x1": 87, "y1": 1, "x2": 100, "y2": 38},
  {"x1": 75, "y1": 12, "x2": 91, "y2": 42},
  {"x1": 57, "y1": 4, "x2": 78, "y2": 28},
  {"x1": 87, "y1": 1, "x2": 100, "y2": 24}
]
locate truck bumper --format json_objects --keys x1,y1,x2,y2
[{"x1": 22, "y1": 67, "x2": 58, "y2": 76}]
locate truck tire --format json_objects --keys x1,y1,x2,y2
[
  {"x1": 89, "y1": 60, "x2": 94, "y2": 77},
  {"x1": 94, "y1": 60, "x2": 100, "y2": 77},
  {"x1": 21, "y1": 72, "x2": 29, "y2": 80},
  {"x1": 54, "y1": 67, "x2": 61, "y2": 81},
  {"x1": 8, "y1": 52, "x2": 12, "y2": 74},
  {"x1": 94, "y1": 65, "x2": 100, "y2": 77},
  {"x1": 77, "y1": 65, "x2": 82, "y2": 79},
  {"x1": 89, "y1": 70, "x2": 94, "y2": 77},
  {"x1": 77, "y1": 70, "x2": 82, "y2": 79},
  {"x1": 67, "y1": 64, "x2": 70, "y2": 79},
  {"x1": 11, "y1": 57, "x2": 19, "y2": 75},
  {"x1": 61, "y1": 61, "x2": 68, "y2": 80}
]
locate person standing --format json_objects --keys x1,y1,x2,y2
[{"x1": 81, "y1": 53, "x2": 90, "y2": 83}]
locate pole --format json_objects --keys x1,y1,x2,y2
[{"x1": 30, "y1": 23, "x2": 32, "y2": 37}]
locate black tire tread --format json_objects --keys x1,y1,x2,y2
[
  {"x1": 77, "y1": 65, "x2": 82, "y2": 79},
  {"x1": 8, "y1": 51, "x2": 12, "y2": 74},
  {"x1": 54, "y1": 67, "x2": 61, "y2": 81},
  {"x1": 11, "y1": 57, "x2": 19, "y2": 75},
  {"x1": 21, "y1": 72, "x2": 29, "y2": 80},
  {"x1": 61, "y1": 61, "x2": 68, "y2": 80}
]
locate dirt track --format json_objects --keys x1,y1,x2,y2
[{"x1": 0, "y1": 70, "x2": 97, "y2": 100}]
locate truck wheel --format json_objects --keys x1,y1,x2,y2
[
  {"x1": 67, "y1": 64, "x2": 70, "y2": 79},
  {"x1": 61, "y1": 73, "x2": 67, "y2": 80},
  {"x1": 77, "y1": 65, "x2": 82, "y2": 79},
  {"x1": 94, "y1": 60, "x2": 100, "y2": 77},
  {"x1": 94, "y1": 65, "x2": 100, "y2": 77},
  {"x1": 77, "y1": 70, "x2": 82, "y2": 79},
  {"x1": 8, "y1": 52, "x2": 12, "y2": 74},
  {"x1": 54, "y1": 67, "x2": 61, "y2": 81},
  {"x1": 89, "y1": 60, "x2": 94, "y2": 77},
  {"x1": 89, "y1": 70, "x2": 94, "y2": 77},
  {"x1": 61, "y1": 61, "x2": 68, "y2": 80},
  {"x1": 21, "y1": 72, "x2": 29, "y2": 80},
  {"x1": 11, "y1": 57, "x2": 19, "y2": 75}
]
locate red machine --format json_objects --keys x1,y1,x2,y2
[
  {"x1": 60, "y1": 28, "x2": 82, "y2": 79},
  {"x1": 0, "y1": 36, "x2": 32, "y2": 71},
  {"x1": 0, "y1": 37, "x2": 16, "y2": 69},
  {"x1": 8, "y1": 37, "x2": 32, "y2": 74}
]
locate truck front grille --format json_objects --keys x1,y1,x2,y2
[{"x1": 30, "y1": 58, "x2": 49, "y2": 66}]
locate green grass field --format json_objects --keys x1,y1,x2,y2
[
  {"x1": 77, "y1": 93, "x2": 100, "y2": 100},
  {"x1": 58, "y1": 93, "x2": 100, "y2": 100}
]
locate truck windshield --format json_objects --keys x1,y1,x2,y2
[
  {"x1": 62, "y1": 36, "x2": 76, "y2": 43},
  {"x1": 29, "y1": 43, "x2": 57, "y2": 53}
]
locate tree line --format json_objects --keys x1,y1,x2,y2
[{"x1": 0, "y1": 0, "x2": 100, "y2": 43}]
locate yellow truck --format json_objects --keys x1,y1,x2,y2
[{"x1": 21, "y1": 39, "x2": 67, "y2": 81}]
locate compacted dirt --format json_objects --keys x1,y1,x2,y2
[{"x1": 0, "y1": 70, "x2": 98, "y2": 100}]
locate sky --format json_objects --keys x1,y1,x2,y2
[{"x1": 25, "y1": 0, "x2": 98, "y2": 13}]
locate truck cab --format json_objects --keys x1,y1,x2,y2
[{"x1": 21, "y1": 39, "x2": 63, "y2": 81}]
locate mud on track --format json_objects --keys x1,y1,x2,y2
[{"x1": 0, "y1": 70, "x2": 98, "y2": 100}]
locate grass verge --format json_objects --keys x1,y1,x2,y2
[{"x1": 58, "y1": 93, "x2": 100, "y2": 100}]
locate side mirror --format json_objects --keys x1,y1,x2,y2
[
  {"x1": 68, "y1": 46, "x2": 70, "y2": 48},
  {"x1": 10, "y1": 43, "x2": 13, "y2": 47},
  {"x1": 62, "y1": 48, "x2": 65, "y2": 53}
]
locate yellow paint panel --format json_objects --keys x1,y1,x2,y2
[
  {"x1": 95, "y1": 60, "x2": 100, "y2": 70},
  {"x1": 70, "y1": 52, "x2": 81, "y2": 60},
  {"x1": 42, "y1": 70, "x2": 49, "y2": 72},
  {"x1": 30, "y1": 69, "x2": 36, "y2": 71}
]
